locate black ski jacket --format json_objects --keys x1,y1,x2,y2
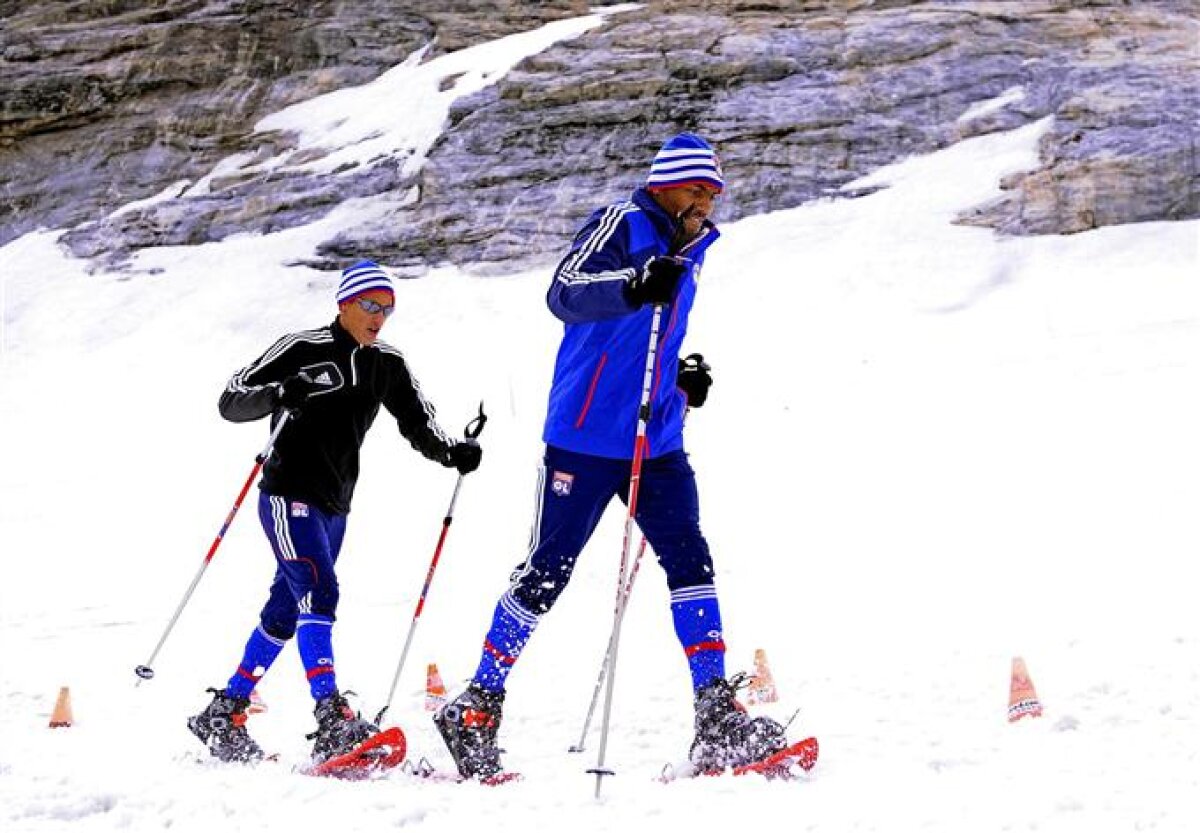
[{"x1": 219, "y1": 319, "x2": 457, "y2": 514}]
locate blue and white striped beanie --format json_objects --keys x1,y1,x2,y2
[
  {"x1": 645, "y1": 132, "x2": 724, "y2": 193},
  {"x1": 335, "y1": 260, "x2": 394, "y2": 304}
]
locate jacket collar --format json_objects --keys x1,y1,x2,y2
[
  {"x1": 632, "y1": 187, "x2": 719, "y2": 255},
  {"x1": 330, "y1": 317, "x2": 362, "y2": 350}
]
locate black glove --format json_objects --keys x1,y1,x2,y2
[
  {"x1": 677, "y1": 353, "x2": 712, "y2": 408},
  {"x1": 625, "y1": 256, "x2": 685, "y2": 306},
  {"x1": 277, "y1": 372, "x2": 323, "y2": 410},
  {"x1": 444, "y1": 439, "x2": 482, "y2": 475}
]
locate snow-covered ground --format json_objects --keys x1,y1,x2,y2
[{"x1": 2, "y1": 9, "x2": 1198, "y2": 833}]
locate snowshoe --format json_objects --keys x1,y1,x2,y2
[
  {"x1": 732, "y1": 736, "x2": 820, "y2": 778},
  {"x1": 187, "y1": 688, "x2": 264, "y2": 764},
  {"x1": 306, "y1": 726, "x2": 407, "y2": 779},
  {"x1": 433, "y1": 683, "x2": 506, "y2": 780},
  {"x1": 659, "y1": 736, "x2": 819, "y2": 783},
  {"x1": 309, "y1": 691, "x2": 379, "y2": 764},
  {"x1": 689, "y1": 673, "x2": 787, "y2": 772}
]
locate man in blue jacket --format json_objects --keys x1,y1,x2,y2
[{"x1": 435, "y1": 133, "x2": 786, "y2": 780}]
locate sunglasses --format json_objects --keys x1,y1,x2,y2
[{"x1": 354, "y1": 297, "x2": 395, "y2": 317}]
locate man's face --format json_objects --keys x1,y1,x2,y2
[
  {"x1": 338, "y1": 289, "x2": 394, "y2": 346},
  {"x1": 650, "y1": 183, "x2": 721, "y2": 240}
]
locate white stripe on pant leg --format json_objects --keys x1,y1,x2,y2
[
  {"x1": 270, "y1": 495, "x2": 297, "y2": 561},
  {"x1": 510, "y1": 463, "x2": 548, "y2": 587},
  {"x1": 525, "y1": 463, "x2": 547, "y2": 556},
  {"x1": 499, "y1": 590, "x2": 542, "y2": 629},
  {"x1": 255, "y1": 624, "x2": 287, "y2": 646},
  {"x1": 670, "y1": 585, "x2": 718, "y2": 603}
]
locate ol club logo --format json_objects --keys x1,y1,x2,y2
[{"x1": 551, "y1": 470, "x2": 574, "y2": 497}]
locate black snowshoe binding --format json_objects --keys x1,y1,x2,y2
[
  {"x1": 309, "y1": 691, "x2": 379, "y2": 764},
  {"x1": 689, "y1": 673, "x2": 787, "y2": 771},
  {"x1": 433, "y1": 683, "x2": 505, "y2": 780},
  {"x1": 187, "y1": 688, "x2": 264, "y2": 764}
]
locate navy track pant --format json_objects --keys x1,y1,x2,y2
[
  {"x1": 255, "y1": 493, "x2": 347, "y2": 639},
  {"x1": 508, "y1": 445, "x2": 715, "y2": 613}
]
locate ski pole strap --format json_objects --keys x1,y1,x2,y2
[{"x1": 464, "y1": 402, "x2": 487, "y2": 439}]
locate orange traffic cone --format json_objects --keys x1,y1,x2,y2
[
  {"x1": 247, "y1": 688, "x2": 268, "y2": 715},
  {"x1": 746, "y1": 648, "x2": 779, "y2": 705},
  {"x1": 49, "y1": 686, "x2": 74, "y2": 728},
  {"x1": 1007, "y1": 656, "x2": 1043, "y2": 722},
  {"x1": 425, "y1": 662, "x2": 448, "y2": 712}
]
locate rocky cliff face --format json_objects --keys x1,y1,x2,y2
[
  {"x1": 3, "y1": 1, "x2": 1197, "y2": 274},
  {"x1": 0, "y1": 0, "x2": 590, "y2": 245}
]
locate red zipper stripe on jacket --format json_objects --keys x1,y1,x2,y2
[{"x1": 574, "y1": 352, "x2": 608, "y2": 428}]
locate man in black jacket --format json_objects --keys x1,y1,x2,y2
[{"x1": 187, "y1": 260, "x2": 482, "y2": 765}]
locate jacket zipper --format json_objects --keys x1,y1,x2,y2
[{"x1": 676, "y1": 227, "x2": 711, "y2": 256}]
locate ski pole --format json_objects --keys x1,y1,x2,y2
[
  {"x1": 568, "y1": 535, "x2": 648, "y2": 754},
  {"x1": 134, "y1": 410, "x2": 292, "y2": 684},
  {"x1": 588, "y1": 301, "x2": 665, "y2": 799},
  {"x1": 569, "y1": 385, "x2": 701, "y2": 754},
  {"x1": 571, "y1": 346, "x2": 707, "y2": 751},
  {"x1": 374, "y1": 403, "x2": 487, "y2": 725}
]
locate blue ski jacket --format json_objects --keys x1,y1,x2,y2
[{"x1": 542, "y1": 187, "x2": 720, "y2": 460}]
